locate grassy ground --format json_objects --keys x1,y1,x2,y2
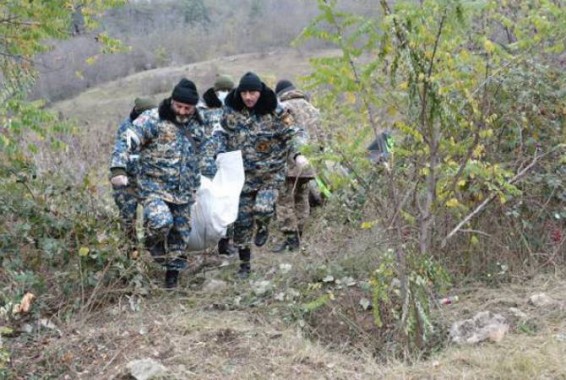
[{"x1": 8, "y1": 258, "x2": 566, "y2": 379}]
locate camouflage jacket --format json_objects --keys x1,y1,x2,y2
[
  {"x1": 279, "y1": 89, "x2": 322, "y2": 178},
  {"x1": 110, "y1": 99, "x2": 205, "y2": 204},
  {"x1": 197, "y1": 106, "x2": 221, "y2": 178},
  {"x1": 201, "y1": 87, "x2": 226, "y2": 137},
  {"x1": 197, "y1": 88, "x2": 230, "y2": 178},
  {"x1": 211, "y1": 85, "x2": 301, "y2": 193},
  {"x1": 111, "y1": 115, "x2": 139, "y2": 179}
]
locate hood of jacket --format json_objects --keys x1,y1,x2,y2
[{"x1": 202, "y1": 88, "x2": 223, "y2": 109}]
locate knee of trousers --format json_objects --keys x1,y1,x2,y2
[
  {"x1": 143, "y1": 198, "x2": 174, "y2": 236},
  {"x1": 253, "y1": 189, "x2": 277, "y2": 217}
]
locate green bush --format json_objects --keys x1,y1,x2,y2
[{"x1": 0, "y1": 161, "x2": 134, "y2": 319}]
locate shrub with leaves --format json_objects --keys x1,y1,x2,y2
[
  {"x1": 296, "y1": 0, "x2": 565, "y2": 354},
  {"x1": 0, "y1": 163, "x2": 135, "y2": 317},
  {"x1": 0, "y1": 0, "x2": 132, "y2": 329}
]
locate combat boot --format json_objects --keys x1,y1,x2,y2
[
  {"x1": 254, "y1": 223, "x2": 269, "y2": 247},
  {"x1": 218, "y1": 237, "x2": 236, "y2": 257},
  {"x1": 237, "y1": 262, "x2": 251, "y2": 279},
  {"x1": 165, "y1": 269, "x2": 179, "y2": 289},
  {"x1": 236, "y1": 247, "x2": 251, "y2": 279},
  {"x1": 271, "y1": 231, "x2": 300, "y2": 253}
]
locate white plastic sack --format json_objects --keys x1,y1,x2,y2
[{"x1": 187, "y1": 150, "x2": 244, "y2": 251}]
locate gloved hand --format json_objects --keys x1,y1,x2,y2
[
  {"x1": 111, "y1": 175, "x2": 128, "y2": 187},
  {"x1": 295, "y1": 155, "x2": 310, "y2": 171}
]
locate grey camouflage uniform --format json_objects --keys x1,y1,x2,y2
[
  {"x1": 205, "y1": 72, "x2": 304, "y2": 277},
  {"x1": 110, "y1": 99, "x2": 205, "y2": 270},
  {"x1": 111, "y1": 115, "x2": 141, "y2": 242},
  {"x1": 210, "y1": 86, "x2": 301, "y2": 249},
  {"x1": 110, "y1": 100, "x2": 156, "y2": 244}
]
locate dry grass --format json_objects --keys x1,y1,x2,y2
[
  {"x1": 9, "y1": 267, "x2": 566, "y2": 379},
  {"x1": 9, "y1": 272, "x2": 386, "y2": 379}
]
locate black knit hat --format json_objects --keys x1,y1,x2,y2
[
  {"x1": 275, "y1": 79, "x2": 295, "y2": 95},
  {"x1": 171, "y1": 78, "x2": 199, "y2": 105},
  {"x1": 238, "y1": 72, "x2": 263, "y2": 92}
]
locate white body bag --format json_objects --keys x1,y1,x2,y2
[{"x1": 186, "y1": 150, "x2": 244, "y2": 252}]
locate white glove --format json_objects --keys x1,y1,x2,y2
[
  {"x1": 295, "y1": 155, "x2": 310, "y2": 171},
  {"x1": 111, "y1": 175, "x2": 128, "y2": 187}
]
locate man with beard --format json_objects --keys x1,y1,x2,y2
[
  {"x1": 211, "y1": 72, "x2": 307, "y2": 278},
  {"x1": 110, "y1": 78, "x2": 205, "y2": 288}
]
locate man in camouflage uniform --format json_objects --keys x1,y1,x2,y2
[
  {"x1": 211, "y1": 72, "x2": 306, "y2": 278},
  {"x1": 110, "y1": 78, "x2": 205, "y2": 288},
  {"x1": 271, "y1": 80, "x2": 321, "y2": 252},
  {"x1": 201, "y1": 74, "x2": 234, "y2": 137},
  {"x1": 110, "y1": 97, "x2": 156, "y2": 248},
  {"x1": 200, "y1": 74, "x2": 238, "y2": 257}
]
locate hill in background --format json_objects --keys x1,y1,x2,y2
[{"x1": 44, "y1": 48, "x2": 338, "y2": 193}]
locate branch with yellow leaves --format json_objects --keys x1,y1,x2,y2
[{"x1": 441, "y1": 145, "x2": 564, "y2": 248}]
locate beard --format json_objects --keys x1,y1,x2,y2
[
  {"x1": 175, "y1": 115, "x2": 190, "y2": 124},
  {"x1": 171, "y1": 103, "x2": 192, "y2": 124}
]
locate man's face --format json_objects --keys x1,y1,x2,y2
[
  {"x1": 240, "y1": 90, "x2": 260, "y2": 109},
  {"x1": 171, "y1": 100, "x2": 195, "y2": 124}
]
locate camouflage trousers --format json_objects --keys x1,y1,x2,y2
[
  {"x1": 143, "y1": 197, "x2": 192, "y2": 270},
  {"x1": 276, "y1": 177, "x2": 310, "y2": 233},
  {"x1": 112, "y1": 183, "x2": 138, "y2": 243},
  {"x1": 233, "y1": 188, "x2": 278, "y2": 249},
  {"x1": 224, "y1": 223, "x2": 234, "y2": 239}
]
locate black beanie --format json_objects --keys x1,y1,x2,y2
[
  {"x1": 275, "y1": 79, "x2": 295, "y2": 95},
  {"x1": 238, "y1": 72, "x2": 263, "y2": 92},
  {"x1": 172, "y1": 78, "x2": 199, "y2": 105}
]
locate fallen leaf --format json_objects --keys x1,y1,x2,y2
[{"x1": 12, "y1": 292, "x2": 36, "y2": 314}]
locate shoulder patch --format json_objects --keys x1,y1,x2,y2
[{"x1": 281, "y1": 111, "x2": 294, "y2": 126}]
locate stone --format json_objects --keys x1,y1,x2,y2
[
  {"x1": 450, "y1": 311, "x2": 509, "y2": 345},
  {"x1": 125, "y1": 358, "x2": 168, "y2": 380}
]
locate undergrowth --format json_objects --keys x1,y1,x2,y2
[{"x1": 0, "y1": 160, "x2": 140, "y2": 322}]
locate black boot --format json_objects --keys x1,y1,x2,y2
[
  {"x1": 288, "y1": 231, "x2": 300, "y2": 250},
  {"x1": 165, "y1": 269, "x2": 179, "y2": 289},
  {"x1": 218, "y1": 237, "x2": 236, "y2": 257},
  {"x1": 271, "y1": 231, "x2": 300, "y2": 253},
  {"x1": 254, "y1": 223, "x2": 269, "y2": 247},
  {"x1": 236, "y1": 248, "x2": 251, "y2": 279}
]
